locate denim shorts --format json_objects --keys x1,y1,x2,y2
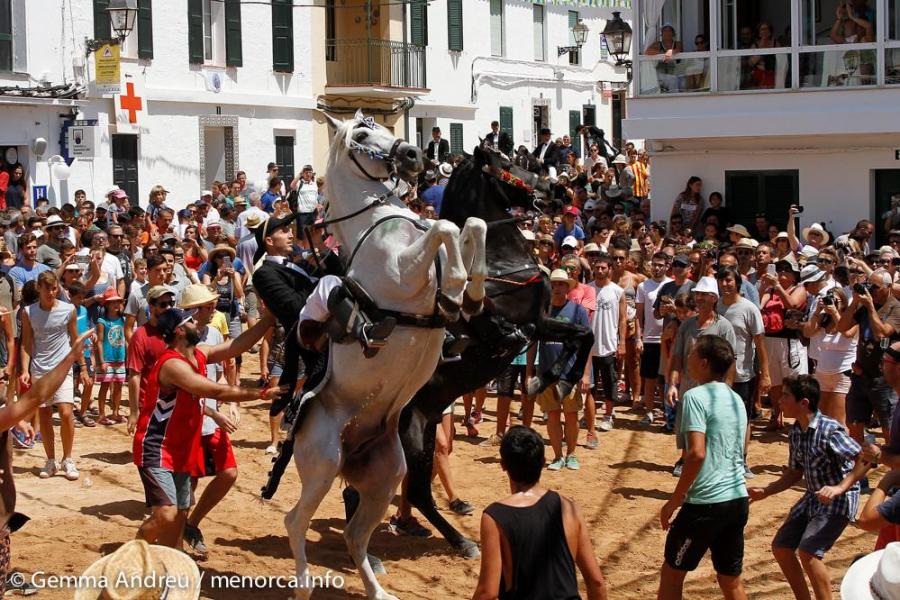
[{"x1": 138, "y1": 467, "x2": 194, "y2": 510}]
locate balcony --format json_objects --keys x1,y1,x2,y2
[{"x1": 325, "y1": 39, "x2": 427, "y2": 97}]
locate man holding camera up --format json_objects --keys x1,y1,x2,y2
[{"x1": 837, "y1": 269, "x2": 900, "y2": 490}]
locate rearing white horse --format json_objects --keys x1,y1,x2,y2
[{"x1": 283, "y1": 111, "x2": 487, "y2": 600}]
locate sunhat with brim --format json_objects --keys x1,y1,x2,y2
[
  {"x1": 734, "y1": 237, "x2": 758, "y2": 249},
  {"x1": 549, "y1": 269, "x2": 576, "y2": 290},
  {"x1": 438, "y1": 163, "x2": 453, "y2": 178},
  {"x1": 840, "y1": 542, "x2": 900, "y2": 600},
  {"x1": 775, "y1": 231, "x2": 789, "y2": 241},
  {"x1": 147, "y1": 285, "x2": 176, "y2": 302},
  {"x1": 800, "y1": 246, "x2": 820, "y2": 259},
  {"x1": 726, "y1": 224, "x2": 751, "y2": 239},
  {"x1": 800, "y1": 264, "x2": 826, "y2": 285},
  {"x1": 605, "y1": 185, "x2": 623, "y2": 198},
  {"x1": 64, "y1": 262, "x2": 85, "y2": 271},
  {"x1": 100, "y1": 288, "x2": 123, "y2": 304},
  {"x1": 520, "y1": 229, "x2": 536, "y2": 241},
  {"x1": 878, "y1": 245, "x2": 899, "y2": 259},
  {"x1": 611, "y1": 154, "x2": 628, "y2": 165},
  {"x1": 208, "y1": 243, "x2": 236, "y2": 262},
  {"x1": 775, "y1": 258, "x2": 800, "y2": 275},
  {"x1": 73, "y1": 539, "x2": 200, "y2": 600},
  {"x1": 801, "y1": 223, "x2": 830, "y2": 244},
  {"x1": 179, "y1": 284, "x2": 221, "y2": 309},
  {"x1": 244, "y1": 214, "x2": 264, "y2": 229},
  {"x1": 692, "y1": 276, "x2": 719, "y2": 298},
  {"x1": 43, "y1": 215, "x2": 65, "y2": 230},
  {"x1": 583, "y1": 242, "x2": 601, "y2": 254}
]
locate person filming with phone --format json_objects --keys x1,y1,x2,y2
[{"x1": 837, "y1": 269, "x2": 900, "y2": 491}]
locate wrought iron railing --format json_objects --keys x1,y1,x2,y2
[{"x1": 326, "y1": 38, "x2": 426, "y2": 89}]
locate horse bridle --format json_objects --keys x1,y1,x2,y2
[{"x1": 346, "y1": 117, "x2": 404, "y2": 183}]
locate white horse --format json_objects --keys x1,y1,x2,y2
[{"x1": 283, "y1": 111, "x2": 487, "y2": 600}]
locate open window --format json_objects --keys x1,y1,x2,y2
[{"x1": 639, "y1": 0, "x2": 711, "y2": 94}]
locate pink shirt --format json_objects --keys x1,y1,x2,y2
[{"x1": 568, "y1": 283, "x2": 596, "y2": 319}]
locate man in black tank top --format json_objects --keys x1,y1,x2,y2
[{"x1": 471, "y1": 426, "x2": 607, "y2": 600}]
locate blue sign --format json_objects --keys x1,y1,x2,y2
[{"x1": 32, "y1": 186, "x2": 47, "y2": 203}]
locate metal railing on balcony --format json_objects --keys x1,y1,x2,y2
[{"x1": 326, "y1": 38, "x2": 426, "y2": 90}]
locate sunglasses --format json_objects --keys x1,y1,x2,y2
[
  {"x1": 850, "y1": 269, "x2": 865, "y2": 275},
  {"x1": 562, "y1": 265, "x2": 579, "y2": 272},
  {"x1": 612, "y1": 256, "x2": 626, "y2": 261},
  {"x1": 877, "y1": 259, "x2": 892, "y2": 265},
  {"x1": 154, "y1": 300, "x2": 174, "y2": 309},
  {"x1": 817, "y1": 258, "x2": 834, "y2": 265},
  {"x1": 539, "y1": 241, "x2": 554, "y2": 247}
]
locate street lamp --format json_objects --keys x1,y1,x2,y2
[
  {"x1": 558, "y1": 19, "x2": 589, "y2": 57},
  {"x1": 601, "y1": 11, "x2": 633, "y2": 80},
  {"x1": 85, "y1": 0, "x2": 138, "y2": 54}
]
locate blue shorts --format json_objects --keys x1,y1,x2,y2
[
  {"x1": 138, "y1": 467, "x2": 194, "y2": 510},
  {"x1": 772, "y1": 510, "x2": 849, "y2": 559}
]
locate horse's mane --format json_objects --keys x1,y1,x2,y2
[{"x1": 326, "y1": 118, "x2": 356, "y2": 174}]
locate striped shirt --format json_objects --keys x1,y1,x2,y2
[{"x1": 788, "y1": 412, "x2": 861, "y2": 520}]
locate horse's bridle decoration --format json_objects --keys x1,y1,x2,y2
[
  {"x1": 481, "y1": 165, "x2": 534, "y2": 195},
  {"x1": 347, "y1": 116, "x2": 404, "y2": 183}
]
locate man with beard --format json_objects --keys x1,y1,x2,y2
[{"x1": 36, "y1": 216, "x2": 68, "y2": 269}]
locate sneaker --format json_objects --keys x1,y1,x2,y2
[
  {"x1": 672, "y1": 459, "x2": 684, "y2": 477},
  {"x1": 265, "y1": 445, "x2": 278, "y2": 455},
  {"x1": 599, "y1": 415, "x2": 614, "y2": 432},
  {"x1": 11, "y1": 428, "x2": 33, "y2": 450},
  {"x1": 471, "y1": 409, "x2": 483, "y2": 425},
  {"x1": 184, "y1": 523, "x2": 209, "y2": 559},
  {"x1": 449, "y1": 498, "x2": 475, "y2": 515},
  {"x1": 478, "y1": 433, "x2": 503, "y2": 448},
  {"x1": 565, "y1": 455, "x2": 581, "y2": 471},
  {"x1": 640, "y1": 411, "x2": 655, "y2": 426},
  {"x1": 5, "y1": 571, "x2": 37, "y2": 596},
  {"x1": 60, "y1": 458, "x2": 79, "y2": 481},
  {"x1": 388, "y1": 515, "x2": 432, "y2": 537},
  {"x1": 743, "y1": 464, "x2": 756, "y2": 479},
  {"x1": 547, "y1": 457, "x2": 565, "y2": 471},
  {"x1": 617, "y1": 380, "x2": 626, "y2": 394},
  {"x1": 585, "y1": 433, "x2": 598, "y2": 450},
  {"x1": 39, "y1": 459, "x2": 57, "y2": 479}
]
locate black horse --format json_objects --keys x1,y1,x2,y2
[{"x1": 345, "y1": 144, "x2": 594, "y2": 558}]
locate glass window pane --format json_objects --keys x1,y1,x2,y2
[
  {"x1": 638, "y1": 57, "x2": 710, "y2": 94},
  {"x1": 533, "y1": 5, "x2": 544, "y2": 61},
  {"x1": 490, "y1": 0, "x2": 503, "y2": 57},
  {"x1": 203, "y1": 0, "x2": 213, "y2": 61},
  {"x1": 644, "y1": 0, "x2": 708, "y2": 54},
  {"x1": 890, "y1": 0, "x2": 900, "y2": 39},
  {"x1": 800, "y1": 48, "x2": 876, "y2": 87},
  {"x1": 887, "y1": 47, "x2": 900, "y2": 83},
  {"x1": 718, "y1": 53, "x2": 790, "y2": 90},
  {"x1": 0, "y1": 40, "x2": 10, "y2": 72},
  {"x1": 804, "y1": 0, "x2": 876, "y2": 45},
  {"x1": 719, "y1": 0, "x2": 790, "y2": 50},
  {"x1": 0, "y1": 0, "x2": 11, "y2": 36}
]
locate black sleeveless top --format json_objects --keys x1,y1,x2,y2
[{"x1": 484, "y1": 491, "x2": 581, "y2": 600}]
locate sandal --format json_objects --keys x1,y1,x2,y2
[
  {"x1": 97, "y1": 416, "x2": 114, "y2": 426},
  {"x1": 113, "y1": 414, "x2": 127, "y2": 424},
  {"x1": 81, "y1": 415, "x2": 97, "y2": 427}
]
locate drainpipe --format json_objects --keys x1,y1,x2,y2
[{"x1": 402, "y1": 0, "x2": 410, "y2": 140}]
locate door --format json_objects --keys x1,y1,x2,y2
[
  {"x1": 275, "y1": 135, "x2": 295, "y2": 186},
  {"x1": 532, "y1": 105, "x2": 548, "y2": 148},
  {"x1": 611, "y1": 92, "x2": 625, "y2": 150},
  {"x1": 568, "y1": 110, "x2": 582, "y2": 158},
  {"x1": 725, "y1": 170, "x2": 799, "y2": 231},
  {"x1": 112, "y1": 134, "x2": 139, "y2": 207},
  {"x1": 875, "y1": 170, "x2": 900, "y2": 247}
]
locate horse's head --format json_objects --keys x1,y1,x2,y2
[
  {"x1": 325, "y1": 110, "x2": 423, "y2": 182},
  {"x1": 473, "y1": 144, "x2": 549, "y2": 210}
]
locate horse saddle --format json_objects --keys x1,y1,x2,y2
[{"x1": 325, "y1": 278, "x2": 397, "y2": 359}]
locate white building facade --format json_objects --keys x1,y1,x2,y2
[
  {"x1": 625, "y1": 0, "x2": 900, "y2": 244},
  {"x1": 0, "y1": 0, "x2": 326, "y2": 211},
  {"x1": 407, "y1": 0, "x2": 633, "y2": 159}
]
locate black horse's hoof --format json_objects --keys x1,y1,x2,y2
[{"x1": 457, "y1": 540, "x2": 480, "y2": 559}]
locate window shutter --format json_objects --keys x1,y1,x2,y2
[
  {"x1": 272, "y1": 0, "x2": 294, "y2": 73},
  {"x1": 137, "y1": 0, "x2": 153, "y2": 59},
  {"x1": 568, "y1": 10, "x2": 580, "y2": 64},
  {"x1": 411, "y1": 0, "x2": 427, "y2": 47},
  {"x1": 449, "y1": 123, "x2": 463, "y2": 155},
  {"x1": 569, "y1": 110, "x2": 582, "y2": 157},
  {"x1": 447, "y1": 0, "x2": 463, "y2": 52},
  {"x1": 187, "y1": 0, "x2": 203, "y2": 64},
  {"x1": 93, "y1": 0, "x2": 111, "y2": 41},
  {"x1": 225, "y1": 0, "x2": 242, "y2": 67},
  {"x1": 499, "y1": 107, "x2": 513, "y2": 145}
]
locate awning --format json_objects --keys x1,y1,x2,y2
[{"x1": 530, "y1": 0, "x2": 632, "y2": 6}]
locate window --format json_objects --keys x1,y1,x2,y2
[
  {"x1": 568, "y1": 11, "x2": 580, "y2": 65},
  {"x1": 449, "y1": 123, "x2": 463, "y2": 155},
  {"x1": 272, "y1": 0, "x2": 294, "y2": 72},
  {"x1": 725, "y1": 170, "x2": 799, "y2": 228},
  {"x1": 0, "y1": 0, "x2": 11, "y2": 71},
  {"x1": 275, "y1": 136, "x2": 295, "y2": 185},
  {"x1": 719, "y1": 1, "x2": 790, "y2": 50},
  {"x1": 448, "y1": 0, "x2": 463, "y2": 52},
  {"x1": 533, "y1": 5, "x2": 545, "y2": 61},
  {"x1": 490, "y1": 0, "x2": 504, "y2": 57},
  {"x1": 411, "y1": 0, "x2": 427, "y2": 47},
  {"x1": 499, "y1": 107, "x2": 513, "y2": 146},
  {"x1": 118, "y1": 0, "x2": 153, "y2": 61}
]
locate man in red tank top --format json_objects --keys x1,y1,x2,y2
[{"x1": 133, "y1": 308, "x2": 281, "y2": 549}]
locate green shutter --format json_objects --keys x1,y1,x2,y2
[
  {"x1": 411, "y1": 0, "x2": 427, "y2": 47},
  {"x1": 225, "y1": 0, "x2": 242, "y2": 67},
  {"x1": 499, "y1": 106, "x2": 513, "y2": 145},
  {"x1": 187, "y1": 0, "x2": 203, "y2": 64},
  {"x1": 93, "y1": 0, "x2": 111, "y2": 41},
  {"x1": 449, "y1": 123, "x2": 463, "y2": 155},
  {"x1": 137, "y1": 0, "x2": 153, "y2": 59},
  {"x1": 272, "y1": 0, "x2": 294, "y2": 72},
  {"x1": 569, "y1": 110, "x2": 582, "y2": 157},
  {"x1": 447, "y1": 0, "x2": 463, "y2": 52},
  {"x1": 568, "y1": 10, "x2": 580, "y2": 63}
]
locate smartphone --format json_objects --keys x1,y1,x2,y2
[
  {"x1": 767, "y1": 263, "x2": 777, "y2": 276},
  {"x1": 223, "y1": 256, "x2": 232, "y2": 271}
]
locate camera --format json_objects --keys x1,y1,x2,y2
[
  {"x1": 854, "y1": 282, "x2": 870, "y2": 295},
  {"x1": 822, "y1": 295, "x2": 835, "y2": 306},
  {"x1": 791, "y1": 205, "x2": 805, "y2": 214}
]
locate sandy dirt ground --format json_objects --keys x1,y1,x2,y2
[{"x1": 10, "y1": 355, "x2": 882, "y2": 599}]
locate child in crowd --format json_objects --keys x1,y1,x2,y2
[
  {"x1": 749, "y1": 375, "x2": 867, "y2": 600},
  {"x1": 68, "y1": 283, "x2": 96, "y2": 428},
  {"x1": 660, "y1": 293, "x2": 696, "y2": 432},
  {"x1": 95, "y1": 288, "x2": 127, "y2": 425},
  {"x1": 130, "y1": 258, "x2": 147, "y2": 296}
]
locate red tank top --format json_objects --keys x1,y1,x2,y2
[{"x1": 133, "y1": 348, "x2": 208, "y2": 472}]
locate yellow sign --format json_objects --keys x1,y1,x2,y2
[{"x1": 94, "y1": 43, "x2": 121, "y2": 94}]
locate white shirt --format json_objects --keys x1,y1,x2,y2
[
  {"x1": 636, "y1": 277, "x2": 671, "y2": 344},
  {"x1": 75, "y1": 249, "x2": 123, "y2": 284},
  {"x1": 809, "y1": 329, "x2": 858, "y2": 374},
  {"x1": 538, "y1": 143, "x2": 551, "y2": 161},
  {"x1": 431, "y1": 138, "x2": 441, "y2": 160},
  {"x1": 588, "y1": 281, "x2": 624, "y2": 357},
  {"x1": 296, "y1": 180, "x2": 319, "y2": 214}
]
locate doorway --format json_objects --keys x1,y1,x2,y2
[
  {"x1": 204, "y1": 128, "x2": 227, "y2": 185},
  {"x1": 112, "y1": 135, "x2": 139, "y2": 206},
  {"x1": 532, "y1": 104, "x2": 548, "y2": 147},
  {"x1": 611, "y1": 92, "x2": 625, "y2": 150},
  {"x1": 875, "y1": 170, "x2": 900, "y2": 247}
]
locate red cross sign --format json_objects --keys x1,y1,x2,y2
[{"x1": 119, "y1": 82, "x2": 143, "y2": 124}]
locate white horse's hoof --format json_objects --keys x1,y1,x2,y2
[{"x1": 457, "y1": 540, "x2": 481, "y2": 559}]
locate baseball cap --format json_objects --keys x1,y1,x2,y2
[
  {"x1": 563, "y1": 206, "x2": 580, "y2": 217},
  {"x1": 673, "y1": 254, "x2": 690, "y2": 267},
  {"x1": 561, "y1": 235, "x2": 578, "y2": 249},
  {"x1": 157, "y1": 308, "x2": 197, "y2": 341},
  {"x1": 147, "y1": 285, "x2": 176, "y2": 302}
]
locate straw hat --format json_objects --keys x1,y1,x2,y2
[
  {"x1": 178, "y1": 284, "x2": 220, "y2": 309},
  {"x1": 74, "y1": 540, "x2": 200, "y2": 600},
  {"x1": 208, "y1": 243, "x2": 236, "y2": 262},
  {"x1": 801, "y1": 223, "x2": 830, "y2": 244},
  {"x1": 726, "y1": 224, "x2": 751, "y2": 239},
  {"x1": 244, "y1": 214, "x2": 264, "y2": 229},
  {"x1": 549, "y1": 268, "x2": 576, "y2": 290}
]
